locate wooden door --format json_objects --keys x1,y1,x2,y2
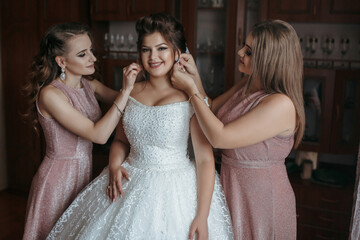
[
  {"x1": 1, "y1": 0, "x2": 42, "y2": 193},
  {"x1": 267, "y1": 0, "x2": 318, "y2": 22}
]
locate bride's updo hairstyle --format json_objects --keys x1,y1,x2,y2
[{"x1": 135, "y1": 13, "x2": 187, "y2": 79}]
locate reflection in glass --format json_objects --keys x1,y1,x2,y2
[
  {"x1": 341, "y1": 79, "x2": 357, "y2": 144},
  {"x1": 303, "y1": 79, "x2": 322, "y2": 142},
  {"x1": 196, "y1": 7, "x2": 226, "y2": 97}
]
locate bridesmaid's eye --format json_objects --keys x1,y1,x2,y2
[{"x1": 245, "y1": 49, "x2": 252, "y2": 56}]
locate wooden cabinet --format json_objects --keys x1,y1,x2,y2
[
  {"x1": 90, "y1": 0, "x2": 173, "y2": 21},
  {"x1": 266, "y1": 0, "x2": 360, "y2": 23},
  {"x1": 38, "y1": 0, "x2": 90, "y2": 35},
  {"x1": 267, "y1": 0, "x2": 318, "y2": 23},
  {"x1": 331, "y1": 70, "x2": 360, "y2": 154},
  {"x1": 1, "y1": 0, "x2": 90, "y2": 193},
  {"x1": 318, "y1": 0, "x2": 360, "y2": 24},
  {"x1": 289, "y1": 170, "x2": 354, "y2": 239},
  {"x1": 300, "y1": 68, "x2": 360, "y2": 155}
]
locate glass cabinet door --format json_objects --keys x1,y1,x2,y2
[
  {"x1": 195, "y1": 0, "x2": 227, "y2": 97},
  {"x1": 303, "y1": 77, "x2": 322, "y2": 143},
  {"x1": 300, "y1": 68, "x2": 335, "y2": 152},
  {"x1": 331, "y1": 70, "x2": 360, "y2": 153}
]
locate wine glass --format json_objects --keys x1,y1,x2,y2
[
  {"x1": 103, "y1": 33, "x2": 110, "y2": 58},
  {"x1": 127, "y1": 33, "x2": 135, "y2": 51},
  {"x1": 340, "y1": 37, "x2": 350, "y2": 56},
  {"x1": 116, "y1": 33, "x2": 125, "y2": 59}
]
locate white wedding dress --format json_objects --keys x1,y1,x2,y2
[{"x1": 47, "y1": 97, "x2": 234, "y2": 240}]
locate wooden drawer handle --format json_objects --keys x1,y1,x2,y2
[
  {"x1": 320, "y1": 198, "x2": 339, "y2": 204},
  {"x1": 318, "y1": 215, "x2": 336, "y2": 222}
]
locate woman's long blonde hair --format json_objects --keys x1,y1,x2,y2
[{"x1": 244, "y1": 19, "x2": 305, "y2": 148}]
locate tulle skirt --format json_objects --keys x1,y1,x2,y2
[{"x1": 47, "y1": 160, "x2": 234, "y2": 240}]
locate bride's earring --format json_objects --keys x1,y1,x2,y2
[{"x1": 60, "y1": 67, "x2": 66, "y2": 81}]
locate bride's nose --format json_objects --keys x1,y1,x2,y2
[{"x1": 149, "y1": 50, "x2": 160, "y2": 60}]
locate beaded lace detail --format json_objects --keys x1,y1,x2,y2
[{"x1": 47, "y1": 97, "x2": 234, "y2": 240}]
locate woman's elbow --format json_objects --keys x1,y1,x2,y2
[
  {"x1": 91, "y1": 138, "x2": 107, "y2": 145},
  {"x1": 208, "y1": 137, "x2": 223, "y2": 149},
  {"x1": 89, "y1": 134, "x2": 109, "y2": 144}
]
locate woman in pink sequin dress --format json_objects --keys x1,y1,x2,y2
[
  {"x1": 22, "y1": 23, "x2": 139, "y2": 240},
  {"x1": 171, "y1": 20, "x2": 305, "y2": 239}
]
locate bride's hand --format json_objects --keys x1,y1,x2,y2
[
  {"x1": 107, "y1": 165, "x2": 130, "y2": 202},
  {"x1": 122, "y1": 63, "x2": 141, "y2": 92},
  {"x1": 188, "y1": 215, "x2": 209, "y2": 240}
]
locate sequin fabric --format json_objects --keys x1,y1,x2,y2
[
  {"x1": 350, "y1": 144, "x2": 360, "y2": 240},
  {"x1": 46, "y1": 97, "x2": 234, "y2": 240},
  {"x1": 217, "y1": 88, "x2": 296, "y2": 240},
  {"x1": 23, "y1": 79, "x2": 101, "y2": 240}
]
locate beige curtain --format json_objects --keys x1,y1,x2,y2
[{"x1": 350, "y1": 143, "x2": 360, "y2": 239}]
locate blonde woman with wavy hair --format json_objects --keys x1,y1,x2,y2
[{"x1": 172, "y1": 19, "x2": 305, "y2": 239}]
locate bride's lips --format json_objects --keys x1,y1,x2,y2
[
  {"x1": 87, "y1": 64, "x2": 94, "y2": 68},
  {"x1": 148, "y1": 62, "x2": 163, "y2": 68}
]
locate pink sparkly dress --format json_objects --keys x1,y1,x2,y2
[
  {"x1": 23, "y1": 79, "x2": 102, "y2": 240},
  {"x1": 217, "y1": 88, "x2": 296, "y2": 240}
]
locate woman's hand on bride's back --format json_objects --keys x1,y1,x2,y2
[{"x1": 107, "y1": 165, "x2": 130, "y2": 202}]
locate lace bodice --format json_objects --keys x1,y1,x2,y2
[{"x1": 123, "y1": 97, "x2": 194, "y2": 169}]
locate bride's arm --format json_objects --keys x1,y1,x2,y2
[
  {"x1": 188, "y1": 116, "x2": 215, "y2": 240},
  {"x1": 107, "y1": 120, "x2": 131, "y2": 202}
]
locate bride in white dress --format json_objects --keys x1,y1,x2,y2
[{"x1": 47, "y1": 13, "x2": 234, "y2": 240}]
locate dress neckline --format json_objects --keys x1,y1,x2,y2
[
  {"x1": 52, "y1": 78, "x2": 85, "y2": 91},
  {"x1": 129, "y1": 96, "x2": 189, "y2": 108}
]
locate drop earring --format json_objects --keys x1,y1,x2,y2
[{"x1": 60, "y1": 67, "x2": 66, "y2": 81}]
